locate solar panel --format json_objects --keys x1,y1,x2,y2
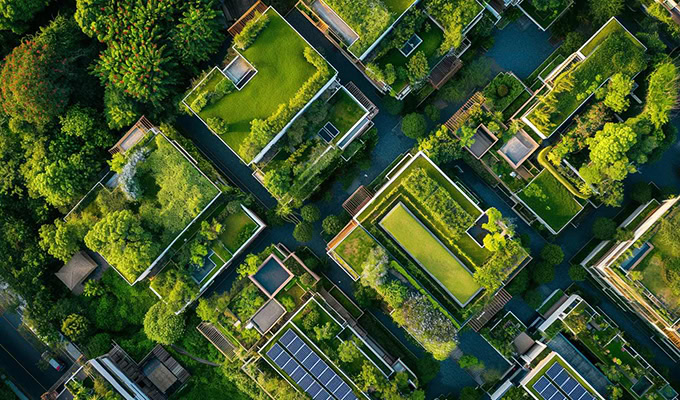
[
  {"x1": 303, "y1": 352, "x2": 321, "y2": 370},
  {"x1": 311, "y1": 360, "x2": 328, "y2": 377},
  {"x1": 570, "y1": 385, "x2": 586, "y2": 399},
  {"x1": 283, "y1": 358, "x2": 300, "y2": 375},
  {"x1": 334, "y1": 382, "x2": 351, "y2": 399},
  {"x1": 319, "y1": 368, "x2": 335, "y2": 383},
  {"x1": 561, "y1": 377, "x2": 578, "y2": 394},
  {"x1": 318, "y1": 128, "x2": 333, "y2": 143},
  {"x1": 299, "y1": 375, "x2": 314, "y2": 391},
  {"x1": 343, "y1": 392, "x2": 359, "y2": 400},
  {"x1": 288, "y1": 336, "x2": 304, "y2": 354},
  {"x1": 266, "y1": 343, "x2": 283, "y2": 360},
  {"x1": 314, "y1": 389, "x2": 330, "y2": 400},
  {"x1": 541, "y1": 383, "x2": 557, "y2": 399},
  {"x1": 280, "y1": 329, "x2": 296, "y2": 346},
  {"x1": 549, "y1": 393, "x2": 566, "y2": 400},
  {"x1": 291, "y1": 367, "x2": 306, "y2": 382},
  {"x1": 533, "y1": 376, "x2": 550, "y2": 393},
  {"x1": 553, "y1": 369, "x2": 569, "y2": 386},
  {"x1": 579, "y1": 394, "x2": 595, "y2": 400},
  {"x1": 324, "y1": 122, "x2": 340, "y2": 137},
  {"x1": 547, "y1": 363, "x2": 565, "y2": 380},
  {"x1": 306, "y1": 382, "x2": 322, "y2": 397},
  {"x1": 274, "y1": 351, "x2": 291, "y2": 369},
  {"x1": 326, "y1": 375, "x2": 342, "y2": 392},
  {"x1": 296, "y1": 344, "x2": 312, "y2": 361}
]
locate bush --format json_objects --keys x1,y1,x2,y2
[
  {"x1": 631, "y1": 182, "x2": 653, "y2": 204},
  {"x1": 592, "y1": 217, "x2": 617, "y2": 240},
  {"x1": 382, "y1": 96, "x2": 403, "y2": 115},
  {"x1": 143, "y1": 302, "x2": 186, "y2": 345},
  {"x1": 483, "y1": 73, "x2": 524, "y2": 111},
  {"x1": 191, "y1": 92, "x2": 208, "y2": 112},
  {"x1": 233, "y1": 12, "x2": 270, "y2": 50},
  {"x1": 279, "y1": 295, "x2": 296, "y2": 312},
  {"x1": 62, "y1": 314, "x2": 90, "y2": 342},
  {"x1": 562, "y1": 32, "x2": 585, "y2": 54},
  {"x1": 506, "y1": 268, "x2": 530, "y2": 295},
  {"x1": 531, "y1": 261, "x2": 555, "y2": 284},
  {"x1": 86, "y1": 333, "x2": 112, "y2": 358},
  {"x1": 569, "y1": 265, "x2": 587, "y2": 282},
  {"x1": 293, "y1": 222, "x2": 314, "y2": 242},
  {"x1": 322, "y1": 215, "x2": 344, "y2": 236},
  {"x1": 458, "y1": 354, "x2": 482, "y2": 369},
  {"x1": 424, "y1": 104, "x2": 440, "y2": 122},
  {"x1": 541, "y1": 244, "x2": 564, "y2": 266},
  {"x1": 214, "y1": 78, "x2": 234, "y2": 97},
  {"x1": 301, "y1": 204, "x2": 321, "y2": 222},
  {"x1": 401, "y1": 113, "x2": 427, "y2": 139},
  {"x1": 524, "y1": 289, "x2": 543, "y2": 309},
  {"x1": 302, "y1": 309, "x2": 320, "y2": 330},
  {"x1": 207, "y1": 117, "x2": 228, "y2": 136}
]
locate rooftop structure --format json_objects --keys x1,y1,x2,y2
[
  {"x1": 521, "y1": 352, "x2": 603, "y2": 400},
  {"x1": 183, "y1": 5, "x2": 337, "y2": 165},
  {"x1": 55, "y1": 251, "x2": 98, "y2": 294}
]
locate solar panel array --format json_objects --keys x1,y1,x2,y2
[
  {"x1": 318, "y1": 122, "x2": 340, "y2": 143},
  {"x1": 532, "y1": 362, "x2": 596, "y2": 400},
  {"x1": 266, "y1": 329, "x2": 359, "y2": 400}
]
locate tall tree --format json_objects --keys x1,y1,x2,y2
[{"x1": 0, "y1": 0, "x2": 50, "y2": 34}]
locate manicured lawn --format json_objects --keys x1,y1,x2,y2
[
  {"x1": 519, "y1": 0, "x2": 571, "y2": 29},
  {"x1": 380, "y1": 202, "x2": 481, "y2": 305},
  {"x1": 219, "y1": 209, "x2": 257, "y2": 252},
  {"x1": 334, "y1": 227, "x2": 379, "y2": 276},
  {"x1": 195, "y1": 9, "x2": 322, "y2": 161},
  {"x1": 518, "y1": 170, "x2": 582, "y2": 233},
  {"x1": 383, "y1": 0, "x2": 416, "y2": 14},
  {"x1": 328, "y1": 89, "x2": 364, "y2": 140},
  {"x1": 580, "y1": 18, "x2": 624, "y2": 56},
  {"x1": 638, "y1": 249, "x2": 680, "y2": 315}
]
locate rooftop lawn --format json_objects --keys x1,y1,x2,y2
[
  {"x1": 525, "y1": 19, "x2": 646, "y2": 136},
  {"x1": 518, "y1": 170, "x2": 583, "y2": 233},
  {"x1": 334, "y1": 226, "x2": 379, "y2": 276},
  {"x1": 328, "y1": 89, "x2": 365, "y2": 143},
  {"x1": 219, "y1": 208, "x2": 258, "y2": 253},
  {"x1": 376, "y1": 19, "x2": 444, "y2": 92},
  {"x1": 190, "y1": 9, "x2": 325, "y2": 161},
  {"x1": 380, "y1": 202, "x2": 481, "y2": 306},
  {"x1": 519, "y1": 0, "x2": 571, "y2": 29},
  {"x1": 580, "y1": 18, "x2": 624, "y2": 57}
]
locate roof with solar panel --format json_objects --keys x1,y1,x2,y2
[{"x1": 521, "y1": 352, "x2": 604, "y2": 400}]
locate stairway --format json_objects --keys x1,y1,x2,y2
[
  {"x1": 197, "y1": 322, "x2": 235, "y2": 359},
  {"x1": 467, "y1": 289, "x2": 512, "y2": 332}
]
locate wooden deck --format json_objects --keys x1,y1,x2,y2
[
  {"x1": 467, "y1": 289, "x2": 512, "y2": 332},
  {"x1": 429, "y1": 54, "x2": 463, "y2": 90},
  {"x1": 342, "y1": 185, "x2": 373, "y2": 216},
  {"x1": 444, "y1": 92, "x2": 485, "y2": 134},
  {"x1": 197, "y1": 322, "x2": 236, "y2": 359},
  {"x1": 227, "y1": 0, "x2": 268, "y2": 38},
  {"x1": 327, "y1": 220, "x2": 358, "y2": 251}
]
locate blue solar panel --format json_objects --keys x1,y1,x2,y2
[
  {"x1": 296, "y1": 343, "x2": 312, "y2": 361},
  {"x1": 306, "y1": 382, "x2": 322, "y2": 397},
  {"x1": 266, "y1": 343, "x2": 283, "y2": 360},
  {"x1": 541, "y1": 383, "x2": 557, "y2": 399},
  {"x1": 550, "y1": 393, "x2": 566, "y2": 400},
  {"x1": 303, "y1": 352, "x2": 320, "y2": 370},
  {"x1": 319, "y1": 368, "x2": 334, "y2": 383},
  {"x1": 280, "y1": 329, "x2": 296, "y2": 346},
  {"x1": 324, "y1": 122, "x2": 340, "y2": 137},
  {"x1": 299, "y1": 375, "x2": 314, "y2": 390},
  {"x1": 334, "y1": 383, "x2": 351, "y2": 399},
  {"x1": 314, "y1": 389, "x2": 330, "y2": 400},
  {"x1": 547, "y1": 363, "x2": 564, "y2": 379},
  {"x1": 561, "y1": 377, "x2": 578, "y2": 394},
  {"x1": 581, "y1": 394, "x2": 596, "y2": 400},
  {"x1": 326, "y1": 375, "x2": 342, "y2": 392},
  {"x1": 287, "y1": 336, "x2": 303, "y2": 354},
  {"x1": 553, "y1": 369, "x2": 569, "y2": 385},
  {"x1": 274, "y1": 351, "x2": 291, "y2": 368},
  {"x1": 533, "y1": 376, "x2": 550, "y2": 393},
  {"x1": 343, "y1": 393, "x2": 359, "y2": 400},
  {"x1": 570, "y1": 385, "x2": 586, "y2": 399},
  {"x1": 311, "y1": 360, "x2": 328, "y2": 377},
  {"x1": 291, "y1": 367, "x2": 306, "y2": 382},
  {"x1": 283, "y1": 358, "x2": 300, "y2": 375}
]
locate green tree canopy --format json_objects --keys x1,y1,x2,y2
[
  {"x1": 62, "y1": 313, "x2": 90, "y2": 342},
  {"x1": 592, "y1": 217, "x2": 617, "y2": 240},
  {"x1": 402, "y1": 113, "x2": 428, "y2": 139},
  {"x1": 604, "y1": 73, "x2": 633, "y2": 113},
  {"x1": 143, "y1": 302, "x2": 185, "y2": 345},
  {"x1": 0, "y1": 0, "x2": 49, "y2": 34},
  {"x1": 645, "y1": 62, "x2": 678, "y2": 129}
]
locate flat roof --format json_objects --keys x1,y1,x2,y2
[
  {"x1": 250, "y1": 254, "x2": 294, "y2": 298},
  {"x1": 251, "y1": 299, "x2": 286, "y2": 334}
]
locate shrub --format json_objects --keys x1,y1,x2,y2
[
  {"x1": 279, "y1": 295, "x2": 296, "y2": 312},
  {"x1": 214, "y1": 78, "x2": 234, "y2": 97},
  {"x1": 62, "y1": 314, "x2": 90, "y2": 342},
  {"x1": 338, "y1": 339, "x2": 361, "y2": 363},
  {"x1": 401, "y1": 113, "x2": 427, "y2": 139},
  {"x1": 569, "y1": 265, "x2": 587, "y2": 282},
  {"x1": 233, "y1": 12, "x2": 270, "y2": 50},
  {"x1": 207, "y1": 117, "x2": 228, "y2": 136},
  {"x1": 458, "y1": 354, "x2": 483, "y2": 369},
  {"x1": 424, "y1": 104, "x2": 440, "y2": 122},
  {"x1": 531, "y1": 261, "x2": 555, "y2": 284},
  {"x1": 293, "y1": 222, "x2": 314, "y2": 242},
  {"x1": 631, "y1": 182, "x2": 653, "y2": 204},
  {"x1": 191, "y1": 92, "x2": 209, "y2": 112},
  {"x1": 143, "y1": 302, "x2": 185, "y2": 345},
  {"x1": 483, "y1": 73, "x2": 524, "y2": 111},
  {"x1": 406, "y1": 51, "x2": 429, "y2": 84},
  {"x1": 301, "y1": 204, "x2": 321, "y2": 222},
  {"x1": 303, "y1": 308, "x2": 320, "y2": 330},
  {"x1": 541, "y1": 244, "x2": 564, "y2": 266},
  {"x1": 593, "y1": 217, "x2": 617, "y2": 240},
  {"x1": 322, "y1": 215, "x2": 344, "y2": 236},
  {"x1": 86, "y1": 333, "x2": 112, "y2": 358}
]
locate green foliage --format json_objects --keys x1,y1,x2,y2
[
  {"x1": 631, "y1": 182, "x2": 653, "y2": 204},
  {"x1": 301, "y1": 204, "x2": 321, "y2": 222},
  {"x1": 314, "y1": 321, "x2": 338, "y2": 342},
  {"x1": 588, "y1": 0, "x2": 624, "y2": 26},
  {"x1": 39, "y1": 219, "x2": 85, "y2": 263},
  {"x1": 562, "y1": 31, "x2": 585, "y2": 54},
  {"x1": 593, "y1": 217, "x2": 617, "y2": 240},
  {"x1": 103, "y1": 86, "x2": 140, "y2": 130},
  {"x1": 143, "y1": 302, "x2": 185, "y2": 345},
  {"x1": 382, "y1": 96, "x2": 404, "y2": 115},
  {"x1": 483, "y1": 73, "x2": 524, "y2": 111},
  {"x1": 647, "y1": 3, "x2": 680, "y2": 39},
  {"x1": 604, "y1": 73, "x2": 633, "y2": 113},
  {"x1": 507, "y1": 268, "x2": 530, "y2": 295},
  {"x1": 401, "y1": 113, "x2": 427, "y2": 139},
  {"x1": 279, "y1": 294, "x2": 296, "y2": 312},
  {"x1": 425, "y1": 0, "x2": 482, "y2": 52},
  {"x1": 86, "y1": 332, "x2": 112, "y2": 358},
  {"x1": 151, "y1": 268, "x2": 198, "y2": 311},
  {"x1": 531, "y1": 261, "x2": 555, "y2": 284},
  {"x1": 338, "y1": 338, "x2": 362, "y2": 363},
  {"x1": 582, "y1": 123, "x2": 637, "y2": 184},
  {"x1": 324, "y1": 0, "x2": 391, "y2": 56},
  {"x1": 293, "y1": 221, "x2": 314, "y2": 242},
  {"x1": 85, "y1": 210, "x2": 159, "y2": 283},
  {"x1": 406, "y1": 51, "x2": 429, "y2": 84},
  {"x1": 645, "y1": 62, "x2": 678, "y2": 129},
  {"x1": 62, "y1": 313, "x2": 90, "y2": 342},
  {"x1": 0, "y1": 0, "x2": 49, "y2": 34},
  {"x1": 322, "y1": 215, "x2": 344, "y2": 236},
  {"x1": 234, "y1": 12, "x2": 270, "y2": 50},
  {"x1": 196, "y1": 297, "x2": 219, "y2": 323},
  {"x1": 541, "y1": 244, "x2": 564, "y2": 266},
  {"x1": 171, "y1": 2, "x2": 224, "y2": 65},
  {"x1": 460, "y1": 386, "x2": 483, "y2": 400},
  {"x1": 83, "y1": 280, "x2": 105, "y2": 298},
  {"x1": 419, "y1": 125, "x2": 463, "y2": 163},
  {"x1": 524, "y1": 289, "x2": 543, "y2": 309},
  {"x1": 458, "y1": 354, "x2": 483, "y2": 369},
  {"x1": 569, "y1": 265, "x2": 588, "y2": 282},
  {"x1": 424, "y1": 104, "x2": 441, "y2": 122},
  {"x1": 302, "y1": 308, "x2": 320, "y2": 330},
  {"x1": 207, "y1": 117, "x2": 229, "y2": 136}
]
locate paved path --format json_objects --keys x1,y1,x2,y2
[{"x1": 178, "y1": 11, "x2": 680, "y2": 399}]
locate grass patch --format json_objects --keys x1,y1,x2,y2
[
  {"x1": 328, "y1": 89, "x2": 364, "y2": 141},
  {"x1": 638, "y1": 249, "x2": 680, "y2": 316},
  {"x1": 519, "y1": 0, "x2": 571, "y2": 29},
  {"x1": 380, "y1": 202, "x2": 481, "y2": 305},
  {"x1": 330, "y1": 286, "x2": 362, "y2": 318},
  {"x1": 219, "y1": 209, "x2": 257, "y2": 252},
  {"x1": 538, "y1": 289, "x2": 565, "y2": 315},
  {"x1": 334, "y1": 227, "x2": 379, "y2": 276},
  {"x1": 518, "y1": 170, "x2": 582, "y2": 233},
  {"x1": 580, "y1": 18, "x2": 623, "y2": 56}
]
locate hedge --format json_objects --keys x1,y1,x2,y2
[{"x1": 537, "y1": 146, "x2": 589, "y2": 200}]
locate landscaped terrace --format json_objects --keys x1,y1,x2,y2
[
  {"x1": 184, "y1": 7, "x2": 335, "y2": 163},
  {"x1": 523, "y1": 18, "x2": 646, "y2": 138}
]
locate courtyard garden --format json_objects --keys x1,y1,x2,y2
[
  {"x1": 483, "y1": 72, "x2": 527, "y2": 113},
  {"x1": 65, "y1": 132, "x2": 221, "y2": 284},
  {"x1": 524, "y1": 18, "x2": 646, "y2": 137},
  {"x1": 185, "y1": 8, "x2": 334, "y2": 162},
  {"x1": 518, "y1": 169, "x2": 584, "y2": 233},
  {"x1": 481, "y1": 311, "x2": 527, "y2": 359},
  {"x1": 519, "y1": 0, "x2": 572, "y2": 30}
]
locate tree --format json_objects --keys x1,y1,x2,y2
[
  {"x1": 586, "y1": 123, "x2": 637, "y2": 182},
  {"x1": 589, "y1": 0, "x2": 624, "y2": 25},
  {"x1": 301, "y1": 204, "x2": 321, "y2": 222},
  {"x1": 631, "y1": 182, "x2": 653, "y2": 204},
  {"x1": 604, "y1": 73, "x2": 633, "y2": 113},
  {"x1": 38, "y1": 220, "x2": 84, "y2": 263},
  {"x1": 0, "y1": 16, "x2": 92, "y2": 128},
  {"x1": 196, "y1": 297, "x2": 219, "y2": 323},
  {"x1": 314, "y1": 321, "x2": 337, "y2": 342},
  {"x1": 62, "y1": 314, "x2": 90, "y2": 342},
  {"x1": 338, "y1": 338, "x2": 362, "y2": 363},
  {"x1": 83, "y1": 280, "x2": 105, "y2": 297},
  {"x1": 103, "y1": 87, "x2": 140, "y2": 130},
  {"x1": 460, "y1": 386, "x2": 483, "y2": 400},
  {"x1": 322, "y1": 215, "x2": 344, "y2": 236},
  {"x1": 562, "y1": 32, "x2": 585, "y2": 54},
  {"x1": 532, "y1": 261, "x2": 555, "y2": 284},
  {"x1": 524, "y1": 289, "x2": 543, "y2": 309},
  {"x1": 419, "y1": 125, "x2": 463, "y2": 164},
  {"x1": 143, "y1": 302, "x2": 185, "y2": 345},
  {"x1": 483, "y1": 232, "x2": 506, "y2": 252},
  {"x1": 592, "y1": 217, "x2": 617, "y2": 240},
  {"x1": 425, "y1": 104, "x2": 441, "y2": 122},
  {"x1": 303, "y1": 308, "x2": 320, "y2": 330},
  {"x1": 279, "y1": 295, "x2": 295, "y2": 312},
  {"x1": 645, "y1": 62, "x2": 678, "y2": 129},
  {"x1": 401, "y1": 113, "x2": 427, "y2": 139},
  {"x1": 293, "y1": 222, "x2": 314, "y2": 242},
  {"x1": 84, "y1": 210, "x2": 159, "y2": 281},
  {"x1": 237, "y1": 254, "x2": 261, "y2": 278},
  {"x1": 170, "y1": 2, "x2": 224, "y2": 65},
  {"x1": 568, "y1": 265, "x2": 587, "y2": 282},
  {"x1": 506, "y1": 268, "x2": 530, "y2": 295},
  {"x1": 86, "y1": 332, "x2": 112, "y2": 358},
  {"x1": 629, "y1": 270, "x2": 643, "y2": 281},
  {"x1": 541, "y1": 244, "x2": 564, "y2": 266},
  {"x1": 0, "y1": 0, "x2": 49, "y2": 33},
  {"x1": 407, "y1": 51, "x2": 429, "y2": 84},
  {"x1": 458, "y1": 355, "x2": 483, "y2": 369}
]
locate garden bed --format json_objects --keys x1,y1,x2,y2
[
  {"x1": 518, "y1": 170, "x2": 583, "y2": 233},
  {"x1": 519, "y1": 0, "x2": 572, "y2": 30}
]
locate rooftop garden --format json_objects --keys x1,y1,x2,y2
[
  {"x1": 64, "y1": 132, "x2": 220, "y2": 284},
  {"x1": 483, "y1": 73, "x2": 527, "y2": 113},
  {"x1": 185, "y1": 8, "x2": 334, "y2": 163},
  {"x1": 366, "y1": 8, "x2": 445, "y2": 96},
  {"x1": 519, "y1": 0, "x2": 572, "y2": 30},
  {"x1": 150, "y1": 204, "x2": 261, "y2": 312},
  {"x1": 322, "y1": 0, "x2": 416, "y2": 57},
  {"x1": 524, "y1": 353, "x2": 600, "y2": 400},
  {"x1": 524, "y1": 19, "x2": 646, "y2": 137},
  {"x1": 258, "y1": 86, "x2": 370, "y2": 203},
  {"x1": 481, "y1": 311, "x2": 527, "y2": 359},
  {"x1": 423, "y1": 0, "x2": 483, "y2": 51},
  {"x1": 518, "y1": 169, "x2": 584, "y2": 233}
]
